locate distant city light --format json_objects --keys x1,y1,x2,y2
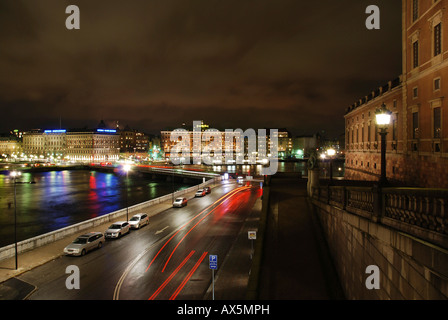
[
  {"x1": 97, "y1": 129, "x2": 117, "y2": 133},
  {"x1": 10, "y1": 171, "x2": 21, "y2": 177},
  {"x1": 44, "y1": 129, "x2": 67, "y2": 133}
]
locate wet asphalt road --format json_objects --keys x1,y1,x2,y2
[{"x1": 17, "y1": 182, "x2": 261, "y2": 300}]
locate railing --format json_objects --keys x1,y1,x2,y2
[
  {"x1": 137, "y1": 166, "x2": 221, "y2": 179},
  {"x1": 311, "y1": 185, "x2": 448, "y2": 248},
  {"x1": 312, "y1": 185, "x2": 375, "y2": 215},
  {"x1": 383, "y1": 188, "x2": 447, "y2": 235}
]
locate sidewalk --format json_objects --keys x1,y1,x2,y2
[
  {"x1": 257, "y1": 174, "x2": 345, "y2": 299},
  {"x1": 0, "y1": 182, "x2": 227, "y2": 299},
  {"x1": 204, "y1": 195, "x2": 262, "y2": 300}
]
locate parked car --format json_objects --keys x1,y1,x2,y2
[
  {"x1": 105, "y1": 221, "x2": 130, "y2": 239},
  {"x1": 63, "y1": 232, "x2": 105, "y2": 256},
  {"x1": 128, "y1": 213, "x2": 149, "y2": 229},
  {"x1": 204, "y1": 187, "x2": 211, "y2": 194},
  {"x1": 195, "y1": 189, "x2": 206, "y2": 197},
  {"x1": 173, "y1": 197, "x2": 188, "y2": 207}
]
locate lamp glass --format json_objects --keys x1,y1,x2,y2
[{"x1": 376, "y1": 113, "x2": 391, "y2": 126}]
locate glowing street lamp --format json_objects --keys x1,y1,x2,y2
[
  {"x1": 375, "y1": 106, "x2": 392, "y2": 127},
  {"x1": 10, "y1": 170, "x2": 21, "y2": 270},
  {"x1": 327, "y1": 148, "x2": 336, "y2": 184},
  {"x1": 123, "y1": 164, "x2": 131, "y2": 173},
  {"x1": 375, "y1": 103, "x2": 392, "y2": 185},
  {"x1": 327, "y1": 148, "x2": 336, "y2": 157}
]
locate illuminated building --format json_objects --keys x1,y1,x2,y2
[
  {"x1": 161, "y1": 121, "x2": 244, "y2": 163},
  {"x1": 43, "y1": 129, "x2": 67, "y2": 158},
  {"x1": 66, "y1": 127, "x2": 120, "y2": 162},
  {"x1": 23, "y1": 129, "x2": 47, "y2": 157},
  {"x1": 0, "y1": 136, "x2": 21, "y2": 158},
  {"x1": 268, "y1": 128, "x2": 292, "y2": 159},
  {"x1": 119, "y1": 125, "x2": 149, "y2": 154},
  {"x1": 22, "y1": 121, "x2": 120, "y2": 162},
  {"x1": 344, "y1": 0, "x2": 448, "y2": 187}
]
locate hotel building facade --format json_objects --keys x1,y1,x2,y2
[
  {"x1": 23, "y1": 129, "x2": 66, "y2": 158},
  {"x1": 344, "y1": 0, "x2": 448, "y2": 188},
  {"x1": 66, "y1": 128, "x2": 120, "y2": 162},
  {"x1": 22, "y1": 124, "x2": 120, "y2": 162},
  {"x1": 161, "y1": 121, "x2": 289, "y2": 163},
  {"x1": 161, "y1": 126, "x2": 243, "y2": 163},
  {"x1": 0, "y1": 137, "x2": 22, "y2": 157}
]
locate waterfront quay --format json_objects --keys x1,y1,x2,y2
[{"x1": 0, "y1": 163, "x2": 218, "y2": 247}]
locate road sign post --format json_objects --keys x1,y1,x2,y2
[
  {"x1": 248, "y1": 231, "x2": 257, "y2": 259},
  {"x1": 209, "y1": 255, "x2": 218, "y2": 300}
]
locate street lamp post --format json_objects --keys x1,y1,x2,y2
[
  {"x1": 172, "y1": 163, "x2": 176, "y2": 203},
  {"x1": 123, "y1": 164, "x2": 131, "y2": 221},
  {"x1": 327, "y1": 148, "x2": 336, "y2": 184},
  {"x1": 375, "y1": 103, "x2": 392, "y2": 186},
  {"x1": 10, "y1": 170, "x2": 21, "y2": 270}
]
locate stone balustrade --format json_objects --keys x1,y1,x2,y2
[{"x1": 311, "y1": 185, "x2": 448, "y2": 249}]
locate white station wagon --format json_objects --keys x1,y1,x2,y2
[{"x1": 64, "y1": 232, "x2": 105, "y2": 256}]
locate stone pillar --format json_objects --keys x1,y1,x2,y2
[{"x1": 307, "y1": 168, "x2": 320, "y2": 197}]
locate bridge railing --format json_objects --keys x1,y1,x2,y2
[
  {"x1": 311, "y1": 185, "x2": 448, "y2": 249},
  {"x1": 137, "y1": 166, "x2": 221, "y2": 179}
]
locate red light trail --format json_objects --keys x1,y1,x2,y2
[
  {"x1": 145, "y1": 186, "x2": 250, "y2": 273},
  {"x1": 169, "y1": 251, "x2": 209, "y2": 300},
  {"x1": 148, "y1": 250, "x2": 195, "y2": 300}
]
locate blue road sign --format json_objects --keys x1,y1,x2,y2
[{"x1": 209, "y1": 255, "x2": 218, "y2": 270}]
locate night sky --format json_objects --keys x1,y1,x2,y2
[{"x1": 0, "y1": 0, "x2": 402, "y2": 138}]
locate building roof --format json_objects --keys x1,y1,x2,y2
[{"x1": 345, "y1": 76, "x2": 402, "y2": 115}]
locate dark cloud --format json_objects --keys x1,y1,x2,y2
[{"x1": 0, "y1": 0, "x2": 401, "y2": 137}]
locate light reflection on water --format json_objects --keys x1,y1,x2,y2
[{"x1": 0, "y1": 170, "x2": 195, "y2": 247}]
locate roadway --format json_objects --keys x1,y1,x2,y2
[{"x1": 12, "y1": 181, "x2": 262, "y2": 300}]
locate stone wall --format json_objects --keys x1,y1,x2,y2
[{"x1": 312, "y1": 200, "x2": 448, "y2": 300}]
